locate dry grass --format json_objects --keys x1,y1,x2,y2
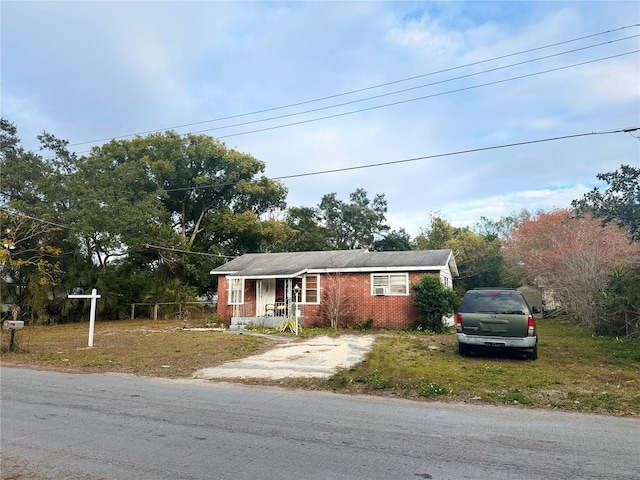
[
  {"x1": 2, "y1": 318, "x2": 639, "y2": 416},
  {"x1": 0, "y1": 317, "x2": 276, "y2": 378}
]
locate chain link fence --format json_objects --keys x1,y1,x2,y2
[{"x1": 130, "y1": 301, "x2": 216, "y2": 321}]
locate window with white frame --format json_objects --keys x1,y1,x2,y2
[
  {"x1": 371, "y1": 273, "x2": 409, "y2": 296},
  {"x1": 228, "y1": 278, "x2": 244, "y2": 305},
  {"x1": 293, "y1": 275, "x2": 320, "y2": 303},
  {"x1": 304, "y1": 275, "x2": 319, "y2": 303}
]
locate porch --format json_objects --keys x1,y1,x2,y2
[{"x1": 229, "y1": 301, "x2": 306, "y2": 331}]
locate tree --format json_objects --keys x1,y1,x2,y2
[
  {"x1": 373, "y1": 228, "x2": 411, "y2": 251},
  {"x1": 319, "y1": 188, "x2": 389, "y2": 250},
  {"x1": 1, "y1": 121, "x2": 293, "y2": 319},
  {"x1": 1, "y1": 119, "x2": 53, "y2": 208},
  {"x1": 413, "y1": 215, "x2": 511, "y2": 292},
  {"x1": 320, "y1": 272, "x2": 354, "y2": 329},
  {"x1": 502, "y1": 209, "x2": 640, "y2": 328},
  {"x1": 198, "y1": 208, "x2": 295, "y2": 256},
  {"x1": 572, "y1": 165, "x2": 640, "y2": 243},
  {"x1": 90, "y1": 132, "x2": 288, "y2": 250},
  {"x1": 68, "y1": 131, "x2": 290, "y2": 297},
  {"x1": 63, "y1": 149, "x2": 172, "y2": 268},
  {"x1": 474, "y1": 210, "x2": 532, "y2": 240},
  {"x1": 1, "y1": 120, "x2": 66, "y2": 323},
  {"x1": 0, "y1": 209, "x2": 63, "y2": 324},
  {"x1": 283, "y1": 206, "x2": 331, "y2": 251},
  {"x1": 597, "y1": 266, "x2": 640, "y2": 338},
  {"x1": 411, "y1": 274, "x2": 459, "y2": 333},
  {"x1": 412, "y1": 215, "x2": 454, "y2": 250}
]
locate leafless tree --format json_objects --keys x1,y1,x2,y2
[{"x1": 320, "y1": 271, "x2": 355, "y2": 329}]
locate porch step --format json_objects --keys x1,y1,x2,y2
[
  {"x1": 230, "y1": 317, "x2": 255, "y2": 332},
  {"x1": 229, "y1": 316, "x2": 287, "y2": 331}
]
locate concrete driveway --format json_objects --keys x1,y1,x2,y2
[{"x1": 195, "y1": 334, "x2": 376, "y2": 380}]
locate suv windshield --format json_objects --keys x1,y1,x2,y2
[{"x1": 458, "y1": 291, "x2": 529, "y2": 315}]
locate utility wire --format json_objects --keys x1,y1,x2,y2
[
  {"x1": 164, "y1": 127, "x2": 639, "y2": 192},
  {"x1": 273, "y1": 128, "x2": 640, "y2": 180},
  {"x1": 8, "y1": 127, "x2": 637, "y2": 258},
  {"x1": 184, "y1": 40, "x2": 638, "y2": 136},
  {"x1": 0, "y1": 208, "x2": 235, "y2": 258},
  {"x1": 11, "y1": 128, "x2": 638, "y2": 202},
  {"x1": 4, "y1": 121, "x2": 638, "y2": 272},
  {"x1": 0, "y1": 207, "x2": 68, "y2": 229},
  {"x1": 144, "y1": 244, "x2": 235, "y2": 259},
  {"x1": 66, "y1": 24, "x2": 640, "y2": 147},
  {"x1": 208, "y1": 50, "x2": 639, "y2": 139},
  {"x1": 45, "y1": 48, "x2": 640, "y2": 160}
]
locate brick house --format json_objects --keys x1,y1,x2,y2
[{"x1": 210, "y1": 249, "x2": 458, "y2": 330}]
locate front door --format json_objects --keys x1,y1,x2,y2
[{"x1": 256, "y1": 279, "x2": 276, "y2": 316}]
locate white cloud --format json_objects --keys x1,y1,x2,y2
[{"x1": 2, "y1": 0, "x2": 638, "y2": 239}]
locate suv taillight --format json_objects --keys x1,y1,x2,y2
[
  {"x1": 527, "y1": 315, "x2": 535, "y2": 336},
  {"x1": 456, "y1": 313, "x2": 463, "y2": 332}
]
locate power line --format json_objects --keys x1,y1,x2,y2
[
  {"x1": 12, "y1": 127, "x2": 638, "y2": 203},
  {"x1": 0, "y1": 208, "x2": 236, "y2": 258},
  {"x1": 209, "y1": 50, "x2": 639, "y2": 139},
  {"x1": 168, "y1": 36, "x2": 640, "y2": 137},
  {"x1": 164, "y1": 127, "x2": 639, "y2": 192},
  {"x1": 5, "y1": 127, "x2": 638, "y2": 261},
  {"x1": 7, "y1": 127, "x2": 637, "y2": 260},
  {"x1": 274, "y1": 128, "x2": 640, "y2": 179},
  {"x1": 144, "y1": 244, "x2": 235, "y2": 259},
  {"x1": 66, "y1": 24, "x2": 640, "y2": 147},
  {"x1": 0, "y1": 207, "x2": 68, "y2": 229},
  {"x1": 45, "y1": 48, "x2": 640, "y2": 160}
]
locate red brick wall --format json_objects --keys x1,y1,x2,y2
[
  {"x1": 216, "y1": 271, "x2": 442, "y2": 330},
  {"x1": 302, "y1": 271, "x2": 439, "y2": 330},
  {"x1": 216, "y1": 277, "x2": 257, "y2": 323}
]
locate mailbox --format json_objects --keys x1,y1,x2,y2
[{"x1": 3, "y1": 320, "x2": 24, "y2": 330}]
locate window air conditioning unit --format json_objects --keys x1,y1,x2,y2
[{"x1": 374, "y1": 287, "x2": 386, "y2": 296}]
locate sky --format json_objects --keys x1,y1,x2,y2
[{"x1": 2, "y1": 1, "x2": 639, "y2": 237}]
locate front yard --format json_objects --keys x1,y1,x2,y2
[{"x1": 1, "y1": 318, "x2": 638, "y2": 416}]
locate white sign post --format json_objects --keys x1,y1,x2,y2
[
  {"x1": 68, "y1": 288, "x2": 101, "y2": 347},
  {"x1": 293, "y1": 284, "x2": 300, "y2": 336}
]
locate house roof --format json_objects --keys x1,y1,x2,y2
[{"x1": 210, "y1": 249, "x2": 458, "y2": 278}]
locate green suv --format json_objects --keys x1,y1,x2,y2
[{"x1": 456, "y1": 288, "x2": 541, "y2": 360}]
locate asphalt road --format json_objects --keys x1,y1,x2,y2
[{"x1": 1, "y1": 367, "x2": 638, "y2": 480}]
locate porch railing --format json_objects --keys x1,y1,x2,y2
[
  {"x1": 232, "y1": 302, "x2": 255, "y2": 318},
  {"x1": 263, "y1": 301, "x2": 289, "y2": 317},
  {"x1": 232, "y1": 301, "x2": 304, "y2": 319}
]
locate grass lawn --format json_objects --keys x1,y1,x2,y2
[
  {"x1": 1, "y1": 318, "x2": 639, "y2": 416},
  {"x1": 315, "y1": 320, "x2": 640, "y2": 416}
]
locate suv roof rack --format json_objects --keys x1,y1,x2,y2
[{"x1": 471, "y1": 287, "x2": 517, "y2": 291}]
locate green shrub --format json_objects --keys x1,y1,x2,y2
[
  {"x1": 277, "y1": 317, "x2": 301, "y2": 334},
  {"x1": 205, "y1": 314, "x2": 224, "y2": 328},
  {"x1": 411, "y1": 275, "x2": 459, "y2": 333},
  {"x1": 354, "y1": 318, "x2": 374, "y2": 331}
]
